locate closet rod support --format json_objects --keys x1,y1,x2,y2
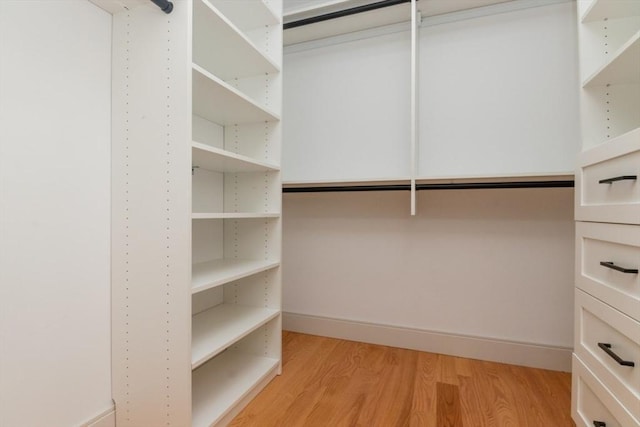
[{"x1": 150, "y1": 0, "x2": 173, "y2": 14}]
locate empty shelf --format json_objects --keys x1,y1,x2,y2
[
  {"x1": 192, "y1": 212, "x2": 280, "y2": 219},
  {"x1": 192, "y1": 259, "x2": 280, "y2": 294},
  {"x1": 583, "y1": 31, "x2": 640, "y2": 87},
  {"x1": 192, "y1": 350, "x2": 279, "y2": 427},
  {"x1": 192, "y1": 64, "x2": 280, "y2": 125},
  {"x1": 193, "y1": 0, "x2": 279, "y2": 81},
  {"x1": 192, "y1": 142, "x2": 279, "y2": 173},
  {"x1": 192, "y1": 304, "x2": 279, "y2": 369},
  {"x1": 581, "y1": 0, "x2": 640, "y2": 23},
  {"x1": 206, "y1": 0, "x2": 279, "y2": 31}
]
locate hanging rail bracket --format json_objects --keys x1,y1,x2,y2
[{"x1": 150, "y1": 0, "x2": 173, "y2": 14}]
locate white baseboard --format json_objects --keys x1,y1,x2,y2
[
  {"x1": 80, "y1": 406, "x2": 115, "y2": 427},
  {"x1": 283, "y1": 312, "x2": 572, "y2": 372}
]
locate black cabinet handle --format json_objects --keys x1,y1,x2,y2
[
  {"x1": 593, "y1": 421, "x2": 606, "y2": 427},
  {"x1": 599, "y1": 175, "x2": 637, "y2": 184},
  {"x1": 598, "y1": 343, "x2": 635, "y2": 367},
  {"x1": 600, "y1": 261, "x2": 639, "y2": 274}
]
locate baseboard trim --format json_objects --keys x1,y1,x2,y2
[
  {"x1": 80, "y1": 405, "x2": 115, "y2": 427},
  {"x1": 283, "y1": 312, "x2": 572, "y2": 372}
]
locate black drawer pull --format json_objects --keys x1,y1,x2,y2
[
  {"x1": 599, "y1": 175, "x2": 637, "y2": 184},
  {"x1": 598, "y1": 343, "x2": 635, "y2": 367},
  {"x1": 593, "y1": 421, "x2": 606, "y2": 427},
  {"x1": 600, "y1": 261, "x2": 639, "y2": 274}
]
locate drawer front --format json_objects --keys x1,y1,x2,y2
[
  {"x1": 576, "y1": 128, "x2": 640, "y2": 225},
  {"x1": 575, "y1": 289, "x2": 640, "y2": 421},
  {"x1": 572, "y1": 355, "x2": 640, "y2": 427},
  {"x1": 576, "y1": 222, "x2": 640, "y2": 320}
]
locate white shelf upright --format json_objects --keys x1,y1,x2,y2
[{"x1": 104, "y1": 0, "x2": 283, "y2": 425}]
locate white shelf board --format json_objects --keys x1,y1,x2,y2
[
  {"x1": 192, "y1": 141, "x2": 279, "y2": 173},
  {"x1": 415, "y1": 172, "x2": 575, "y2": 184},
  {"x1": 283, "y1": 177, "x2": 411, "y2": 187},
  {"x1": 192, "y1": 304, "x2": 279, "y2": 369},
  {"x1": 192, "y1": 64, "x2": 280, "y2": 126},
  {"x1": 192, "y1": 212, "x2": 280, "y2": 219},
  {"x1": 207, "y1": 0, "x2": 279, "y2": 30},
  {"x1": 192, "y1": 258, "x2": 280, "y2": 294},
  {"x1": 283, "y1": 173, "x2": 574, "y2": 188},
  {"x1": 88, "y1": 0, "x2": 147, "y2": 14},
  {"x1": 192, "y1": 349, "x2": 279, "y2": 427},
  {"x1": 581, "y1": 0, "x2": 640, "y2": 23},
  {"x1": 193, "y1": 0, "x2": 279, "y2": 81},
  {"x1": 583, "y1": 31, "x2": 640, "y2": 87}
]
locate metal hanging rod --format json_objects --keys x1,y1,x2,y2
[
  {"x1": 283, "y1": 180, "x2": 574, "y2": 193},
  {"x1": 150, "y1": 0, "x2": 173, "y2": 14},
  {"x1": 284, "y1": 0, "x2": 411, "y2": 30}
]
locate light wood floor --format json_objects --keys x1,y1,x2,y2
[{"x1": 230, "y1": 331, "x2": 574, "y2": 427}]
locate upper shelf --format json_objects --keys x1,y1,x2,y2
[
  {"x1": 193, "y1": 0, "x2": 280, "y2": 81},
  {"x1": 583, "y1": 31, "x2": 640, "y2": 87},
  {"x1": 88, "y1": 0, "x2": 147, "y2": 14},
  {"x1": 192, "y1": 142, "x2": 280, "y2": 173},
  {"x1": 207, "y1": 0, "x2": 280, "y2": 31},
  {"x1": 192, "y1": 64, "x2": 280, "y2": 125},
  {"x1": 581, "y1": 0, "x2": 640, "y2": 23}
]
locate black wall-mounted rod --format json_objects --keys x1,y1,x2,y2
[
  {"x1": 284, "y1": 184, "x2": 411, "y2": 193},
  {"x1": 284, "y1": 0, "x2": 411, "y2": 30},
  {"x1": 416, "y1": 180, "x2": 574, "y2": 190},
  {"x1": 150, "y1": 0, "x2": 173, "y2": 14},
  {"x1": 283, "y1": 180, "x2": 574, "y2": 193},
  {"x1": 598, "y1": 175, "x2": 637, "y2": 184}
]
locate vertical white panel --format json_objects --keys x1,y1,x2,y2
[
  {"x1": 283, "y1": 29, "x2": 412, "y2": 182},
  {"x1": 418, "y1": 2, "x2": 580, "y2": 178},
  {"x1": 0, "y1": 1, "x2": 112, "y2": 426},
  {"x1": 410, "y1": 0, "x2": 418, "y2": 215},
  {"x1": 111, "y1": 2, "x2": 192, "y2": 426}
]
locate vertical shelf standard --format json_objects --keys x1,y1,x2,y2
[{"x1": 110, "y1": 0, "x2": 283, "y2": 426}]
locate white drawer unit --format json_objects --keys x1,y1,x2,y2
[
  {"x1": 575, "y1": 0, "x2": 640, "y2": 425},
  {"x1": 576, "y1": 221, "x2": 640, "y2": 318},
  {"x1": 576, "y1": 128, "x2": 640, "y2": 225},
  {"x1": 575, "y1": 289, "x2": 640, "y2": 421},
  {"x1": 572, "y1": 354, "x2": 640, "y2": 427}
]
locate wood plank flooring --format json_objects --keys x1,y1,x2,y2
[{"x1": 230, "y1": 331, "x2": 574, "y2": 427}]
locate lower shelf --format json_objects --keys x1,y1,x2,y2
[
  {"x1": 192, "y1": 349, "x2": 279, "y2": 427},
  {"x1": 191, "y1": 304, "x2": 280, "y2": 369}
]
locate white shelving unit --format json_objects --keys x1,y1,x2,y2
[
  {"x1": 578, "y1": 0, "x2": 640, "y2": 148},
  {"x1": 104, "y1": 0, "x2": 282, "y2": 425},
  {"x1": 573, "y1": 1, "x2": 640, "y2": 427}
]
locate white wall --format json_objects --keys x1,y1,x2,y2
[
  {"x1": 283, "y1": 188, "x2": 574, "y2": 349},
  {"x1": 0, "y1": 1, "x2": 112, "y2": 426}
]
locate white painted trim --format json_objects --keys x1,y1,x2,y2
[
  {"x1": 79, "y1": 406, "x2": 115, "y2": 427},
  {"x1": 283, "y1": 312, "x2": 572, "y2": 372}
]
